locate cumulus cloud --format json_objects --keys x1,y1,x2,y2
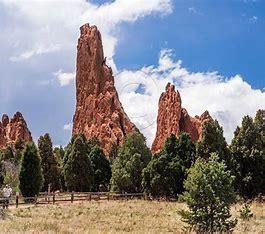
[
  {"x1": 54, "y1": 70, "x2": 75, "y2": 87},
  {"x1": 2, "y1": 0, "x2": 172, "y2": 65},
  {"x1": 0, "y1": 0, "x2": 173, "y2": 146},
  {"x1": 117, "y1": 49, "x2": 265, "y2": 145}
]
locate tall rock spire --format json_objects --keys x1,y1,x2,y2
[
  {"x1": 151, "y1": 83, "x2": 213, "y2": 153},
  {"x1": 72, "y1": 23, "x2": 136, "y2": 154}
]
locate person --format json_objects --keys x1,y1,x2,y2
[{"x1": 2, "y1": 184, "x2": 12, "y2": 209}]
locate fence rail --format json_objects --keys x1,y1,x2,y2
[{"x1": 0, "y1": 192, "x2": 145, "y2": 208}]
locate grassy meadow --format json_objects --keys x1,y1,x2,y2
[{"x1": 0, "y1": 200, "x2": 264, "y2": 233}]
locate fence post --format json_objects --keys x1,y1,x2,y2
[
  {"x1": 35, "y1": 195, "x2": 38, "y2": 206},
  {"x1": 71, "y1": 191, "x2": 74, "y2": 203},
  {"x1": 53, "y1": 194, "x2": 55, "y2": 204},
  {"x1": 16, "y1": 194, "x2": 19, "y2": 208}
]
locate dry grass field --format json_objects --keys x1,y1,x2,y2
[{"x1": 0, "y1": 200, "x2": 264, "y2": 233}]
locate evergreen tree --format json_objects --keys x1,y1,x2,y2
[
  {"x1": 179, "y1": 154, "x2": 237, "y2": 233},
  {"x1": 89, "y1": 145, "x2": 111, "y2": 191},
  {"x1": 54, "y1": 146, "x2": 65, "y2": 191},
  {"x1": 108, "y1": 142, "x2": 119, "y2": 163},
  {"x1": 38, "y1": 133, "x2": 60, "y2": 191},
  {"x1": 197, "y1": 120, "x2": 229, "y2": 160},
  {"x1": 230, "y1": 112, "x2": 265, "y2": 198},
  {"x1": 142, "y1": 133, "x2": 196, "y2": 197},
  {"x1": 19, "y1": 143, "x2": 43, "y2": 198},
  {"x1": 111, "y1": 132, "x2": 151, "y2": 193},
  {"x1": 63, "y1": 135, "x2": 94, "y2": 192}
]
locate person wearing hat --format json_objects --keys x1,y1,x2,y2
[{"x1": 2, "y1": 184, "x2": 12, "y2": 209}]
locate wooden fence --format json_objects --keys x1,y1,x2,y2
[{"x1": 0, "y1": 192, "x2": 145, "y2": 208}]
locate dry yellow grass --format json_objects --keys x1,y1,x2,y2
[{"x1": 0, "y1": 200, "x2": 264, "y2": 233}]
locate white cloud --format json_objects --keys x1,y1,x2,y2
[
  {"x1": 2, "y1": 0, "x2": 172, "y2": 65},
  {"x1": 54, "y1": 70, "x2": 75, "y2": 87},
  {"x1": 9, "y1": 44, "x2": 60, "y2": 62},
  {"x1": 116, "y1": 49, "x2": 265, "y2": 146},
  {"x1": 63, "y1": 123, "x2": 72, "y2": 131}
]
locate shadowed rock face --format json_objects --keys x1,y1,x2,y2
[
  {"x1": 151, "y1": 83, "x2": 213, "y2": 153},
  {"x1": 72, "y1": 23, "x2": 136, "y2": 154},
  {"x1": 0, "y1": 112, "x2": 32, "y2": 148}
]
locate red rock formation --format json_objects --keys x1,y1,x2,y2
[
  {"x1": 151, "y1": 83, "x2": 213, "y2": 153},
  {"x1": 0, "y1": 112, "x2": 32, "y2": 148},
  {"x1": 72, "y1": 23, "x2": 136, "y2": 154}
]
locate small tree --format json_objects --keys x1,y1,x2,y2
[
  {"x1": 19, "y1": 143, "x2": 43, "y2": 198},
  {"x1": 38, "y1": 133, "x2": 60, "y2": 191},
  {"x1": 179, "y1": 154, "x2": 237, "y2": 233},
  {"x1": 63, "y1": 135, "x2": 94, "y2": 192}
]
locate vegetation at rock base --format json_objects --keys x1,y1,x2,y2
[
  {"x1": 63, "y1": 134, "x2": 94, "y2": 192},
  {"x1": 230, "y1": 110, "x2": 265, "y2": 198},
  {"x1": 89, "y1": 145, "x2": 111, "y2": 191},
  {"x1": 111, "y1": 132, "x2": 151, "y2": 193},
  {"x1": 142, "y1": 133, "x2": 195, "y2": 198},
  {"x1": 19, "y1": 142, "x2": 43, "y2": 198},
  {"x1": 38, "y1": 133, "x2": 60, "y2": 191}
]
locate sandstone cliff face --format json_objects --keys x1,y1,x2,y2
[
  {"x1": 0, "y1": 112, "x2": 32, "y2": 148},
  {"x1": 151, "y1": 83, "x2": 213, "y2": 153},
  {"x1": 72, "y1": 24, "x2": 136, "y2": 154}
]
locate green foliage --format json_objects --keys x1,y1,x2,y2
[
  {"x1": 38, "y1": 133, "x2": 61, "y2": 191},
  {"x1": 19, "y1": 143, "x2": 43, "y2": 198},
  {"x1": 89, "y1": 146, "x2": 111, "y2": 191},
  {"x1": 179, "y1": 154, "x2": 237, "y2": 233},
  {"x1": 142, "y1": 133, "x2": 196, "y2": 198},
  {"x1": 111, "y1": 132, "x2": 151, "y2": 193},
  {"x1": 108, "y1": 142, "x2": 119, "y2": 163},
  {"x1": 239, "y1": 203, "x2": 253, "y2": 221},
  {"x1": 230, "y1": 110, "x2": 265, "y2": 198},
  {"x1": 197, "y1": 120, "x2": 232, "y2": 165},
  {"x1": 54, "y1": 146, "x2": 65, "y2": 191},
  {"x1": 63, "y1": 135, "x2": 94, "y2": 192}
]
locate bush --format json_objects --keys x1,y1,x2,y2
[
  {"x1": 179, "y1": 153, "x2": 237, "y2": 233},
  {"x1": 239, "y1": 203, "x2": 253, "y2": 221}
]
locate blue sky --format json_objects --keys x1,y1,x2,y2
[
  {"x1": 116, "y1": 0, "x2": 265, "y2": 89},
  {"x1": 0, "y1": 0, "x2": 264, "y2": 146}
]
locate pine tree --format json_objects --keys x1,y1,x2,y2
[
  {"x1": 19, "y1": 143, "x2": 43, "y2": 198},
  {"x1": 230, "y1": 112, "x2": 265, "y2": 198},
  {"x1": 89, "y1": 146, "x2": 111, "y2": 191},
  {"x1": 38, "y1": 133, "x2": 60, "y2": 191},
  {"x1": 196, "y1": 120, "x2": 234, "y2": 174},
  {"x1": 63, "y1": 135, "x2": 94, "y2": 192},
  {"x1": 179, "y1": 154, "x2": 237, "y2": 233},
  {"x1": 142, "y1": 133, "x2": 196, "y2": 197},
  {"x1": 111, "y1": 132, "x2": 151, "y2": 193}
]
